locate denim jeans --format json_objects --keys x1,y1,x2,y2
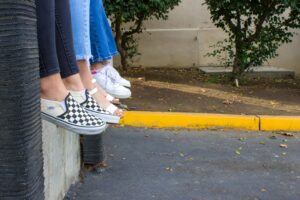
[
  {"x1": 70, "y1": 0, "x2": 118, "y2": 65},
  {"x1": 36, "y1": 0, "x2": 79, "y2": 78}
]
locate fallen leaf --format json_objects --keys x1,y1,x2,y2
[
  {"x1": 280, "y1": 144, "x2": 288, "y2": 149},
  {"x1": 223, "y1": 100, "x2": 234, "y2": 105},
  {"x1": 187, "y1": 157, "x2": 194, "y2": 161},
  {"x1": 278, "y1": 132, "x2": 294, "y2": 137},
  {"x1": 261, "y1": 188, "x2": 267, "y2": 192},
  {"x1": 137, "y1": 77, "x2": 145, "y2": 81},
  {"x1": 165, "y1": 167, "x2": 173, "y2": 172},
  {"x1": 270, "y1": 101, "x2": 280, "y2": 106},
  {"x1": 269, "y1": 135, "x2": 277, "y2": 140},
  {"x1": 259, "y1": 141, "x2": 266, "y2": 145}
]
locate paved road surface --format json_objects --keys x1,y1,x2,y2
[{"x1": 68, "y1": 127, "x2": 300, "y2": 200}]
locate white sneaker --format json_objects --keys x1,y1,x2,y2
[
  {"x1": 106, "y1": 65, "x2": 131, "y2": 88},
  {"x1": 92, "y1": 69, "x2": 131, "y2": 99}
]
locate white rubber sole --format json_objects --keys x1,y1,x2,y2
[
  {"x1": 86, "y1": 110, "x2": 120, "y2": 124},
  {"x1": 41, "y1": 112, "x2": 107, "y2": 135},
  {"x1": 108, "y1": 91, "x2": 132, "y2": 99},
  {"x1": 120, "y1": 82, "x2": 131, "y2": 88}
]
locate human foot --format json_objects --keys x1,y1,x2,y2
[
  {"x1": 105, "y1": 64, "x2": 131, "y2": 88},
  {"x1": 89, "y1": 84, "x2": 124, "y2": 118},
  {"x1": 92, "y1": 68, "x2": 131, "y2": 99},
  {"x1": 69, "y1": 89, "x2": 120, "y2": 124},
  {"x1": 40, "y1": 74, "x2": 69, "y2": 101},
  {"x1": 41, "y1": 93, "x2": 107, "y2": 135}
]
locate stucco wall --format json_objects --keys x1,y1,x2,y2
[
  {"x1": 121, "y1": 0, "x2": 300, "y2": 74},
  {"x1": 42, "y1": 121, "x2": 80, "y2": 200}
]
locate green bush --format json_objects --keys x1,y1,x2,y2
[
  {"x1": 205, "y1": 0, "x2": 300, "y2": 82},
  {"x1": 104, "y1": 0, "x2": 181, "y2": 70}
]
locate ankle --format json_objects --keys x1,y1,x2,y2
[
  {"x1": 40, "y1": 75, "x2": 68, "y2": 101},
  {"x1": 81, "y1": 79, "x2": 95, "y2": 91},
  {"x1": 63, "y1": 74, "x2": 85, "y2": 92},
  {"x1": 91, "y1": 62, "x2": 105, "y2": 71}
]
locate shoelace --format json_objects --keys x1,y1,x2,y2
[
  {"x1": 106, "y1": 67, "x2": 120, "y2": 83},
  {"x1": 102, "y1": 68, "x2": 119, "y2": 88}
]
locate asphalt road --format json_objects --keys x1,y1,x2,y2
[{"x1": 68, "y1": 127, "x2": 300, "y2": 200}]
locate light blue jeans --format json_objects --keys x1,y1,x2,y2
[{"x1": 70, "y1": 0, "x2": 118, "y2": 64}]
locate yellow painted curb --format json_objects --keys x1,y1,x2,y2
[
  {"x1": 120, "y1": 111, "x2": 260, "y2": 131},
  {"x1": 260, "y1": 116, "x2": 300, "y2": 132}
]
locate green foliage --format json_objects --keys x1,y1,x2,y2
[
  {"x1": 204, "y1": 0, "x2": 300, "y2": 79},
  {"x1": 104, "y1": 0, "x2": 181, "y2": 70}
]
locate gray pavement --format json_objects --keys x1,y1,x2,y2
[{"x1": 69, "y1": 127, "x2": 300, "y2": 200}]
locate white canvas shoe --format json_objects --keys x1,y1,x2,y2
[
  {"x1": 70, "y1": 89, "x2": 120, "y2": 124},
  {"x1": 41, "y1": 94, "x2": 107, "y2": 135},
  {"x1": 106, "y1": 65, "x2": 131, "y2": 88},
  {"x1": 92, "y1": 69, "x2": 131, "y2": 99}
]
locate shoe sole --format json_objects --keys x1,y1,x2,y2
[
  {"x1": 41, "y1": 112, "x2": 107, "y2": 135},
  {"x1": 109, "y1": 92, "x2": 131, "y2": 99},
  {"x1": 86, "y1": 110, "x2": 120, "y2": 124},
  {"x1": 120, "y1": 83, "x2": 131, "y2": 88}
]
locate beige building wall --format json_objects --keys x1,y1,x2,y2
[{"x1": 122, "y1": 0, "x2": 300, "y2": 74}]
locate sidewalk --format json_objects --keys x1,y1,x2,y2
[{"x1": 67, "y1": 127, "x2": 300, "y2": 200}]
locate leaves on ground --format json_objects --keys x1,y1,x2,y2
[
  {"x1": 235, "y1": 147, "x2": 243, "y2": 155},
  {"x1": 165, "y1": 167, "x2": 173, "y2": 172},
  {"x1": 280, "y1": 144, "x2": 288, "y2": 149},
  {"x1": 259, "y1": 141, "x2": 266, "y2": 145},
  {"x1": 277, "y1": 132, "x2": 294, "y2": 137},
  {"x1": 223, "y1": 99, "x2": 234, "y2": 105}
]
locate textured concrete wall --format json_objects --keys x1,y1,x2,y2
[
  {"x1": 42, "y1": 121, "x2": 81, "y2": 200},
  {"x1": 117, "y1": 0, "x2": 300, "y2": 74}
]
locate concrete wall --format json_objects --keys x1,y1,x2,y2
[
  {"x1": 120, "y1": 0, "x2": 300, "y2": 74},
  {"x1": 42, "y1": 121, "x2": 81, "y2": 200}
]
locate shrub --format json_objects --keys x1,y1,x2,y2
[
  {"x1": 205, "y1": 0, "x2": 300, "y2": 83},
  {"x1": 104, "y1": 0, "x2": 181, "y2": 70}
]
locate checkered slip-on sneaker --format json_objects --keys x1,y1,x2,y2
[
  {"x1": 41, "y1": 94, "x2": 107, "y2": 135},
  {"x1": 70, "y1": 89, "x2": 120, "y2": 124}
]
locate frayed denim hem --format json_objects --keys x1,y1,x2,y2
[
  {"x1": 90, "y1": 51, "x2": 119, "y2": 65},
  {"x1": 76, "y1": 54, "x2": 93, "y2": 62}
]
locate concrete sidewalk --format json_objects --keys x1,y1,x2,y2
[{"x1": 68, "y1": 127, "x2": 300, "y2": 200}]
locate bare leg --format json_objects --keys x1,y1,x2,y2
[
  {"x1": 63, "y1": 74, "x2": 85, "y2": 91},
  {"x1": 77, "y1": 60, "x2": 123, "y2": 117},
  {"x1": 91, "y1": 61, "x2": 108, "y2": 71},
  {"x1": 77, "y1": 60, "x2": 96, "y2": 90},
  {"x1": 40, "y1": 74, "x2": 69, "y2": 101}
]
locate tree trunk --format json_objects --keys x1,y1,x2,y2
[
  {"x1": 0, "y1": 1, "x2": 44, "y2": 199},
  {"x1": 115, "y1": 16, "x2": 128, "y2": 71},
  {"x1": 232, "y1": 35, "x2": 243, "y2": 80}
]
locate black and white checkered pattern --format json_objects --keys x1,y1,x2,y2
[
  {"x1": 81, "y1": 91, "x2": 112, "y2": 115},
  {"x1": 59, "y1": 94, "x2": 105, "y2": 127}
]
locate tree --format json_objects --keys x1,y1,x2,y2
[
  {"x1": 104, "y1": 0, "x2": 181, "y2": 70},
  {"x1": 204, "y1": 0, "x2": 300, "y2": 84}
]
